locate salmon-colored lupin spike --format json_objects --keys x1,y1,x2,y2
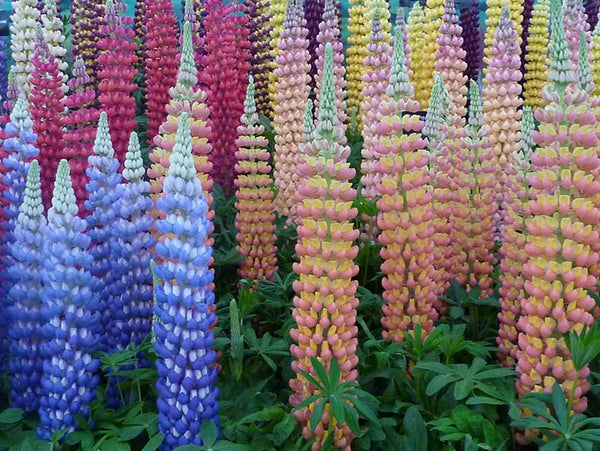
[
  {"x1": 434, "y1": 0, "x2": 467, "y2": 123},
  {"x1": 376, "y1": 27, "x2": 438, "y2": 343},
  {"x1": 272, "y1": 0, "x2": 311, "y2": 219},
  {"x1": 234, "y1": 76, "x2": 278, "y2": 282},
  {"x1": 516, "y1": 0, "x2": 600, "y2": 421},
  {"x1": 497, "y1": 105, "x2": 534, "y2": 368},
  {"x1": 289, "y1": 43, "x2": 360, "y2": 451}
]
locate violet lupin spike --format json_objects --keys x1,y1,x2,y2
[
  {"x1": 460, "y1": 0, "x2": 483, "y2": 81},
  {"x1": 248, "y1": 0, "x2": 274, "y2": 117},
  {"x1": 304, "y1": 0, "x2": 324, "y2": 90}
]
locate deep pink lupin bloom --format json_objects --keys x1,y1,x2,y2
[
  {"x1": 97, "y1": 0, "x2": 137, "y2": 167},
  {"x1": 62, "y1": 58, "x2": 100, "y2": 216},
  {"x1": 376, "y1": 27, "x2": 438, "y2": 342},
  {"x1": 29, "y1": 34, "x2": 65, "y2": 210},
  {"x1": 314, "y1": 0, "x2": 347, "y2": 137},
  {"x1": 516, "y1": 1, "x2": 600, "y2": 417},
  {"x1": 460, "y1": 0, "x2": 483, "y2": 81},
  {"x1": 271, "y1": 0, "x2": 310, "y2": 218},
  {"x1": 360, "y1": 9, "x2": 392, "y2": 203},
  {"x1": 144, "y1": 0, "x2": 179, "y2": 143},
  {"x1": 564, "y1": 0, "x2": 591, "y2": 71},
  {"x1": 199, "y1": 0, "x2": 251, "y2": 195},
  {"x1": 435, "y1": 0, "x2": 468, "y2": 122}
]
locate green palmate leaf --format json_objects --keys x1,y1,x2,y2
[
  {"x1": 141, "y1": 434, "x2": 164, "y2": 451},
  {"x1": 0, "y1": 409, "x2": 23, "y2": 424},
  {"x1": 200, "y1": 420, "x2": 219, "y2": 447},
  {"x1": 426, "y1": 374, "x2": 460, "y2": 396},
  {"x1": 454, "y1": 380, "x2": 475, "y2": 401},
  {"x1": 341, "y1": 402, "x2": 360, "y2": 435},
  {"x1": 310, "y1": 357, "x2": 331, "y2": 392},
  {"x1": 310, "y1": 399, "x2": 327, "y2": 432},
  {"x1": 564, "y1": 322, "x2": 600, "y2": 371},
  {"x1": 330, "y1": 397, "x2": 348, "y2": 431},
  {"x1": 551, "y1": 383, "x2": 569, "y2": 429}
]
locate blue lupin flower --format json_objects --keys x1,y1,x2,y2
[
  {"x1": 0, "y1": 97, "x2": 39, "y2": 373},
  {"x1": 38, "y1": 160, "x2": 101, "y2": 441},
  {"x1": 154, "y1": 113, "x2": 219, "y2": 450},
  {"x1": 109, "y1": 131, "x2": 155, "y2": 351},
  {"x1": 7, "y1": 160, "x2": 46, "y2": 413},
  {"x1": 85, "y1": 111, "x2": 122, "y2": 349}
]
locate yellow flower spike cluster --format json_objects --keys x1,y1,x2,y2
[
  {"x1": 419, "y1": 0, "x2": 445, "y2": 109},
  {"x1": 234, "y1": 76, "x2": 278, "y2": 282},
  {"x1": 346, "y1": 0, "x2": 369, "y2": 128},
  {"x1": 289, "y1": 43, "x2": 360, "y2": 451},
  {"x1": 515, "y1": 0, "x2": 600, "y2": 416},
  {"x1": 407, "y1": 3, "x2": 428, "y2": 106},
  {"x1": 268, "y1": 0, "x2": 287, "y2": 110},
  {"x1": 524, "y1": 0, "x2": 550, "y2": 111}
]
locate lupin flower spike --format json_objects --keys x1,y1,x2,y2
[
  {"x1": 272, "y1": 0, "x2": 311, "y2": 218},
  {"x1": 29, "y1": 33, "x2": 66, "y2": 210},
  {"x1": 144, "y1": 0, "x2": 179, "y2": 143},
  {"x1": 375, "y1": 27, "x2": 437, "y2": 342},
  {"x1": 314, "y1": 0, "x2": 347, "y2": 136},
  {"x1": 62, "y1": 58, "x2": 101, "y2": 215},
  {"x1": 484, "y1": 0, "x2": 522, "y2": 75},
  {"x1": 200, "y1": 0, "x2": 251, "y2": 195},
  {"x1": 304, "y1": 0, "x2": 324, "y2": 90},
  {"x1": 520, "y1": 0, "x2": 535, "y2": 75},
  {"x1": 516, "y1": 0, "x2": 600, "y2": 419},
  {"x1": 434, "y1": 0, "x2": 468, "y2": 122},
  {"x1": 460, "y1": 0, "x2": 483, "y2": 81},
  {"x1": 586, "y1": 0, "x2": 600, "y2": 30},
  {"x1": 0, "y1": 37, "x2": 8, "y2": 112},
  {"x1": 303, "y1": 98, "x2": 315, "y2": 141},
  {"x1": 290, "y1": 42, "x2": 360, "y2": 451},
  {"x1": 248, "y1": 0, "x2": 274, "y2": 117},
  {"x1": 408, "y1": 3, "x2": 428, "y2": 105},
  {"x1": 41, "y1": 0, "x2": 68, "y2": 91},
  {"x1": 7, "y1": 160, "x2": 46, "y2": 413},
  {"x1": 394, "y1": 9, "x2": 413, "y2": 81},
  {"x1": 592, "y1": 11, "x2": 600, "y2": 96},
  {"x1": 419, "y1": 0, "x2": 445, "y2": 109},
  {"x1": 497, "y1": 105, "x2": 533, "y2": 367},
  {"x1": 524, "y1": 0, "x2": 550, "y2": 110},
  {"x1": 70, "y1": 0, "x2": 105, "y2": 92},
  {"x1": 108, "y1": 132, "x2": 156, "y2": 351},
  {"x1": 10, "y1": 0, "x2": 41, "y2": 98},
  {"x1": 577, "y1": 30, "x2": 595, "y2": 95},
  {"x1": 234, "y1": 76, "x2": 278, "y2": 282},
  {"x1": 38, "y1": 160, "x2": 101, "y2": 440},
  {"x1": 153, "y1": 113, "x2": 219, "y2": 450},
  {"x1": 564, "y1": 0, "x2": 591, "y2": 71},
  {"x1": 85, "y1": 112, "x2": 123, "y2": 348},
  {"x1": 97, "y1": 0, "x2": 138, "y2": 165},
  {"x1": 149, "y1": 20, "x2": 214, "y2": 232},
  {"x1": 267, "y1": 0, "x2": 287, "y2": 110}
]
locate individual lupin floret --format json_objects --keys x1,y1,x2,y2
[
  {"x1": 360, "y1": 8, "x2": 392, "y2": 203},
  {"x1": 148, "y1": 21, "x2": 214, "y2": 225},
  {"x1": 40, "y1": 0, "x2": 67, "y2": 91},
  {"x1": 85, "y1": 112, "x2": 122, "y2": 345},
  {"x1": 62, "y1": 58, "x2": 101, "y2": 216},
  {"x1": 453, "y1": 80, "x2": 496, "y2": 298},
  {"x1": 272, "y1": 0, "x2": 311, "y2": 218},
  {"x1": 289, "y1": 43, "x2": 360, "y2": 451},
  {"x1": 376, "y1": 27, "x2": 438, "y2": 342},
  {"x1": 515, "y1": 0, "x2": 600, "y2": 415},
  {"x1": 109, "y1": 132, "x2": 155, "y2": 351},
  {"x1": 7, "y1": 160, "x2": 45, "y2": 413},
  {"x1": 234, "y1": 76, "x2": 278, "y2": 282},
  {"x1": 10, "y1": 0, "x2": 40, "y2": 98},
  {"x1": 460, "y1": 0, "x2": 483, "y2": 81},
  {"x1": 153, "y1": 114, "x2": 219, "y2": 450},
  {"x1": 37, "y1": 160, "x2": 101, "y2": 440},
  {"x1": 497, "y1": 106, "x2": 534, "y2": 367},
  {"x1": 314, "y1": 0, "x2": 347, "y2": 136},
  {"x1": 524, "y1": 0, "x2": 550, "y2": 110},
  {"x1": 29, "y1": 34, "x2": 65, "y2": 210},
  {"x1": 97, "y1": 0, "x2": 138, "y2": 165},
  {"x1": 434, "y1": 0, "x2": 467, "y2": 122},
  {"x1": 564, "y1": 0, "x2": 591, "y2": 71}
]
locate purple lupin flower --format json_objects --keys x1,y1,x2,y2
[
  {"x1": 38, "y1": 160, "x2": 101, "y2": 440},
  {"x1": 521, "y1": 0, "x2": 535, "y2": 77},
  {"x1": 7, "y1": 160, "x2": 45, "y2": 413},
  {"x1": 460, "y1": 0, "x2": 483, "y2": 81},
  {"x1": 154, "y1": 113, "x2": 219, "y2": 450},
  {"x1": 304, "y1": 0, "x2": 324, "y2": 89},
  {"x1": 586, "y1": 0, "x2": 599, "y2": 30}
]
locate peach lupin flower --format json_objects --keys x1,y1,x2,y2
[
  {"x1": 515, "y1": 0, "x2": 600, "y2": 415},
  {"x1": 289, "y1": 43, "x2": 360, "y2": 451},
  {"x1": 452, "y1": 80, "x2": 496, "y2": 299},
  {"x1": 496, "y1": 105, "x2": 534, "y2": 367},
  {"x1": 407, "y1": 3, "x2": 427, "y2": 105},
  {"x1": 234, "y1": 76, "x2": 278, "y2": 282},
  {"x1": 434, "y1": 0, "x2": 467, "y2": 123},
  {"x1": 147, "y1": 22, "x2": 213, "y2": 224},
  {"x1": 376, "y1": 27, "x2": 438, "y2": 342},
  {"x1": 523, "y1": 0, "x2": 550, "y2": 111},
  {"x1": 272, "y1": 0, "x2": 311, "y2": 219}
]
